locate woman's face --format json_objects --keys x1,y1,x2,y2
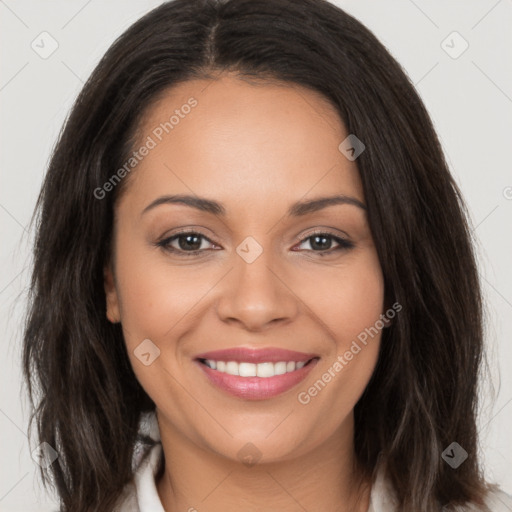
[{"x1": 105, "y1": 74, "x2": 386, "y2": 463}]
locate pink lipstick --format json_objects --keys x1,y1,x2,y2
[{"x1": 194, "y1": 347, "x2": 320, "y2": 400}]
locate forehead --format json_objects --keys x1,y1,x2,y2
[{"x1": 121, "y1": 74, "x2": 364, "y2": 211}]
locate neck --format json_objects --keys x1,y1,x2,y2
[{"x1": 155, "y1": 409, "x2": 372, "y2": 512}]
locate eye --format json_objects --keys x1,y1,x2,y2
[
  {"x1": 156, "y1": 231, "x2": 217, "y2": 255},
  {"x1": 294, "y1": 231, "x2": 354, "y2": 254},
  {"x1": 155, "y1": 229, "x2": 354, "y2": 257}
]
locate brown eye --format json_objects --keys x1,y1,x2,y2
[
  {"x1": 295, "y1": 231, "x2": 354, "y2": 254},
  {"x1": 156, "y1": 231, "x2": 216, "y2": 255}
]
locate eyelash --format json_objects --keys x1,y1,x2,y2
[{"x1": 155, "y1": 229, "x2": 354, "y2": 257}]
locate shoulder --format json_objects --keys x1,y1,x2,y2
[
  {"x1": 112, "y1": 480, "x2": 139, "y2": 512},
  {"x1": 369, "y1": 464, "x2": 512, "y2": 512},
  {"x1": 481, "y1": 485, "x2": 512, "y2": 511},
  {"x1": 112, "y1": 441, "x2": 164, "y2": 512},
  {"x1": 113, "y1": 410, "x2": 164, "y2": 512}
]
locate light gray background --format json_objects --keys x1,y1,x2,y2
[{"x1": 1, "y1": 1, "x2": 511, "y2": 510}]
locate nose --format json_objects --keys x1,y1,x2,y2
[{"x1": 215, "y1": 248, "x2": 299, "y2": 332}]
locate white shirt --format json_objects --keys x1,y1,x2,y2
[{"x1": 113, "y1": 411, "x2": 512, "y2": 512}]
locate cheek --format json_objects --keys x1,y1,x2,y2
[
  {"x1": 336, "y1": 260, "x2": 384, "y2": 344},
  {"x1": 293, "y1": 249, "x2": 384, "y2": 397},
  {"x1": 299, "y1": 249, "x2": 385, "y2": 349},
  {"x1": 113, "y1": 230, "x2": 201, "y2": 343},
  {"x1": 293, "y1": 252, "x2": 384, "y2": 436}
]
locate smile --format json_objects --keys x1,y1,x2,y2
[
  {"x1": 198, "y1": 359, "x2": 314, "y2": 377},
  {"x1": 194, "y1": 357, "x2": 320, "y2": 400}
]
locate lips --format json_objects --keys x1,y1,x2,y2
[
  {"x1": 193, "y1": 346, "x2": 320, "y2": 400},
  {"x1": 194, "y1": 347, "x2": 318, "y2": 364}
]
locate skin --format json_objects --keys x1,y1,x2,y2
[{"x1": 104, "y1": 73, "x2": 387, "y2": 512}]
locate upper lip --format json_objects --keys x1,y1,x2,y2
[{"x1": 194, "y1": 347, "x2": 319, "y2": 364}]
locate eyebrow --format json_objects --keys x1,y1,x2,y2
[{"x1": 141, "y1": 193, "x2": 367, "y2": 218}]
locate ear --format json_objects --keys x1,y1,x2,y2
[{"x1": 104, "y1": 263, "x2": 120, "y2": 323}]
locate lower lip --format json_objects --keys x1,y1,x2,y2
[{"x1": 194, "y1": 358, "x2": 319, "y2": 400}]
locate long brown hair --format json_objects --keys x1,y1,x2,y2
[{"x1": 22, "y1": 0, "x2": 497, "y2": 510}]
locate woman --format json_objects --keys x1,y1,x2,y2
[{"x1": 22, "y1": 0, "x2": 512, "y2": 510}]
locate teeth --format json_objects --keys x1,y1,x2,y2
[{"x1": 202, "y1": 359, "x2": 309, "y2": 377}]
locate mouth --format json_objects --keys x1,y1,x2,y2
[
  {"x1": 193, "y1": 354, "x2": 320, "y2": 401},
  {"x1": 196, "y1": 357, "x2": 319, "y2": 377}
]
